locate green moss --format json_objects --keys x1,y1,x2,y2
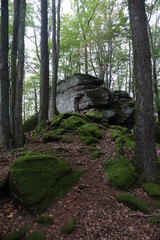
[
  {"x1": 53, "y1": 128, "x2": 65, "y2": 135},
  {"x1": 35, "y1": 121, "x2": 46, "y2": 134},
  {"x1": 42, "y1": 133, "x2": 62, "y2": 143},
  {"x1": 117, "y1": 192, "x2": 149, "y2": 213},
  {"x1": 91, "y1": 151, "x2": 102, "y2": 159},
  {"x1": 143, "y1": 183, "x2": 160, "y2": 198},
  {"x1": 36, "y1": 215, "x2": 54, "y2": 224},
  {"x1": 60, "y1": 116, "x2": 87, "y2": 130},
  {"x1": 25, "y1": 231, "x2": 45, "y2": 240},
  {"x1": 109, "y1": 125, "x2": 130, "y2": 134},
  {"x1": 104, "y1": 157, "x2": 140, "y2": 190},
  {"x1": 124, "y1": 140, "x2": 135, "y2": 150},
  {"x1": 61, "y1": 137, "x2": 73, "y2": 143},
  {"x1": 102, "y1": 122, "x2": 109, "y2": 128},
  {"x1": 115, "y1": 145, "x2": 124, "y2": 156},
  {"x1": 77, "y1": 123, "x2": 102, "y2": 139},
  {"x1": 9, "y1": 155, "x2": 81, "y2": 214},
  {"x1": 110, "y1": 130, "x2": 122, "y2": 141},
  {"x1": 88, "y1": 145, "x2": 96, "y2": 153},
  {"x1": 153, "y1": 200, "x2": 160, "y2": 208},
  {"x1": 85, "y1": 111, "x2": 102, "y2": 122},
  {"x1": 0, "y1": 178, "x2": 8, "y2": 198},
  {"x1": 50, "y1": 113, "x2": 88, "y2": 129},
  {"x1": 61, "y1": 218, "x2": 75, "y2": 234},
  {"x1": 148, "y1": 216, "x2": 160, "y2": 224},
  {"x1": 23, "y1": 114, "x2": 38, "y2": 133},
  {"x1": 79, "y1": 136, "x2": 98, "y2": 145},
  {"x1": 4, "y1": 226, "x2": 29, "y2": 240}
]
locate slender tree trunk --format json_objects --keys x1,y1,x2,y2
[
  {"x1": 128, "y1": 0, "x2": 159, "y2": 182},
  {"x1": 34, "y1": 80, "x2": 38, "y2": 114},
  {"x1": 14, "y1": 0, "x2": 26, "y2": 147},
  {"x1": 11, "y1": 0, "x2": 20, "y2": 140},
  {"x1": 0, "y1": 0, "x2": 10, "y2": 147},
  {"x1": 147, "y1": 22, "x2": 160, "y2": 123},
  {"x1": 50, "y1": 0, "x2": 61, "y2": 119},
  {"x1": 39, "y1": 0, "x2": 49, "y2": 122}
]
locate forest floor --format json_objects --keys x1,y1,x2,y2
[{"x1": 0, "y1": 130, "x2": 160, "y2": 240}]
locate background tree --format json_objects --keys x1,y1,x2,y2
[
  {"x1": 0, "y1": 0, "x2": 10, "y2": 147},
  {"x1": 39, "y1": 0, "x2": 49, "y2": 122},
  {"x1": 14, "y1": 0, "x2": 26, "y2": 147},
  {"x1": 128, "y1": 0, "x2": 159, "y2": 182},
  {"x1": 50, "y1": 0, "x2": 61, "y2": 118}
]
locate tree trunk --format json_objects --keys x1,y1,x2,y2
[
  {"x1": 11, "y1": 0, "x2": 20, "y2": 140},
  {"x1": 50, "y1": 0, "x2": 61, "y2": 119},
  {"x1": 128, "y1": 0, "x2": 159, "y2": 182},
  {"x1": 0, "y1": 0, "x2": 10, "y2": 147},
  {"x1": 14, "y1": 0, "x2": 26, "y2": 147},
  {"x1": 39, "y1": 0, "x2": 49, "y2": 122}
]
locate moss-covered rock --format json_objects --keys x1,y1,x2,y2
[
  {"x1": 77, "y1": 123, "x2": 102, "y2": 139},
  {"x1": 4, "y1": 226, "x2": 29, "y2": 240},
  {"x1": 143, "y1": 183, "x2": 160, "y2": 198},
  {"x1": 104, "y1": 157, "x2": 140, "y2": 190},
  {"x1": 25, "y1": 231, "x2": 45, "y2": 240},
  {"x1": 117, "y1": 193, "x2": 149, "y2": 213},
  {"x1": 61, "y1": 218, "x2": 75, "y2": 234},
  {"x1": 9, "y1": 155, "x2": 81, "y2": 214},
  {"x1": 79, "y1": 136, "x2": 98, "y2": 145},
  {"x1": 60, "y1": 115, "x2": 87, "y2": 130},
  {"x1": 0, "y1": 178, "x2": 8, "y2": 198},
  {"x1": 148, "y1": 216, "x2": 160, "y2": 224},
  {"x1": 36, "y1": 215, "x2": 54, "y2": 225},
  {"x1": 84, "y1": 111, "x2": 102, "y2": 122},
  {"x1": 109, "y1": 125, "x2": 130, "y2": 134},
  {"x1": 23, "y1": 114, "x2": 38, "y2": 133},
  {"x1": 35, "y1": 121, "x2": 46, "y2": 134},
  {"x1": 50, "y1": 112, "x2": 88, "y2": 129},
  {"x1": 42, "y1": 133, "x2": 62, "y2": 143}
]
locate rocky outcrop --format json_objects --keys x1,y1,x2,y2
[{"x1": 56, "y1": 74, "x2": 135, "y2": 128}]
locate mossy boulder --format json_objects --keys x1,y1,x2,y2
[
  {"x1": 77, "y1": 123, "x2": 102, "y2": 139},
  {"x1": 61, "y1": 218, "x2": 75, "y2": 234},
  {"x1": 60, "y1": 115, "x2": 87, "y2": 130},
  {"x1": 42, "y1": 133, "x2": 62, "y2": 143},
  {"x1": 50, "y1": 112, "x2": 87, "y2": 129},
  {"x1": 117, "y1": 193, "x2": 149, "y2": 213},
  {"x1": 9, "y1": 155, "x2": 81, "y2": 214},
  {"x1": 109, "y1": 125, "x2": 130, "y2": 134},
  {"x1": 36, "y1": 215, "x2": 54, "y2": 225},
  {"x1": 23, "y1": 114, "x2": 38, "y2": 133},
  {"x1": 143, "y1": 183, "x2": 160, "y2": 198},
  {"x1": 104, "y1": 157, "x2": 140, "y2": 190},
  {"x1": 84, "y1": 111, "x2": 102, "y2": 122},
  {"x1": 25, "y1": 231, "x2": 45, "y2": 240},
  {"x1": 4, "y1": 226, "x2": 29, "y2": 240},
  {"x1": 0, "y1": 178, "x2": 9, "y2": 198}
]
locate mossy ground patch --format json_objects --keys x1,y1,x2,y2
[
  {"x1": 61, "y1": 218, "x2": 75, "y2": 234},
  {"x1": 104, "y1": 157, "x2": 140, "y2": 190},
  {"x1": 117, "y1": 192, "x2": 149, "y2": 213},
  {"x1": 9, "y1": 155, "x2": 81, "y2": 214}
]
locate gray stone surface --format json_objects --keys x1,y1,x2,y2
[{"x1": 56, "y1": 74, "x2": 135, "y2": 128}]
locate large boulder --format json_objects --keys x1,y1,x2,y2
[
  {"x1": 54, "y1": 74, "x2": 135, "y2": 128},
  {"x1": 9, "y1": 154, "x2": 81, "y2": 214}
]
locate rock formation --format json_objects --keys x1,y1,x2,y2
[{"x1": 56, "y1": 74, "x2": 135, "y2": 128}]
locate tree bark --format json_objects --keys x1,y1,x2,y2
[
  {"x1": 50, "y1": 0, "x2": 61, "y2": 119},
  {"x1": 39, "y1": 0, "x2": 49, "y2": 122},
  {"x1": 128, "y1": 0, "x2": 159, "y2": 182},
  {"x1": 0, "y1": 0, "x2": 10, "y2": 147},
  {"x1": 11, "y1": 0, "x2": 20, "y2": 139},
  {"x1": 14, "y1": 0, "x2": 26, "y2": 147}
]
